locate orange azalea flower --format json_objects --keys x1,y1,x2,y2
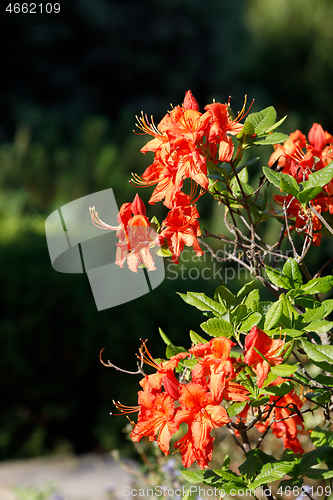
[
  {"x1": 139, "y1": 344, "x2": 189, "y2": 400},
  {"x1": 274, "y1": 194, "x2": 326, "y2": 246},
  {"x1": 256, "y1": 378, "x2": 306, "y2": 453},
  {"x1": 90, "y1": 194, "x2": 159, "y2": 272},
  {"x1": 203, "y1": 99, "x2": 248, "y2": 162},
  {"x1": 243, "y1": 327, "x2": 285, "y2": 388},
  {"x1": 134, "y1": 151, "x2": 182, "y2": 209},
  {"x1": 221, "y1": 380, "x2": 250, "y2": 402},
  {"x1": 174, "y1": 383, "x2": 230, "y2": 468},
  {"x1": 190, "y1": 337, "x2": 236, "y2": 403},
  {"x1": 160, "y1": 203, "x2": 203, "y2": 263},
  {"x1": 130, "y1": 389, "x2": 179, "y2": 455},
  {"x1": 268, "y1": 123, "x2": 333, "y2": 246}
]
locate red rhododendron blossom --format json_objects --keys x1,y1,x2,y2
[
  {"x1": 274, "y1": 194, "x2": 325, "y2": 246},
  {"x1": 174, "y1": 383, "x2": 230, "y2": 468},
  {"x1": 256, "y1": 378, "x2": 306, "y2": 453},
  {"x1": 268, "y1": 122, "x2": 333, "y2": 246},
  {"x1": 203, "y1": 102, "x2": 243, "y2": 162},
  {"x1": 139, "y1": 345, "x2": 189, "y2": 400},
  {"x1": 190, "y1": 337, "x2": 236, "y2": 402},
  {"x1": 243, "y1": 327, "x2": 285, "y2": 388},
  {"x1": 160, "y1": 204, "x2": 203, "y2": 263},
  {"x1": 90, "y1": 194, "x2": 159, "y2": 272},
  {"x1": 130, "y1": 389, "x2": 178, "y2": 455}
]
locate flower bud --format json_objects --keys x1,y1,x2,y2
[
  {"x1": 183, "y1": 90, "x2": 199, "y2": 111},
  {"x1": 308, "y1": 123, "x2": 326, "y2": 151},
  {"x1": 131, "y1": 193, "x2": 146, "y2": 216}
]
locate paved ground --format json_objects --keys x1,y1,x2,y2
[{"x1": 0, "y1": 453, "x2": 137, "y2": 500}]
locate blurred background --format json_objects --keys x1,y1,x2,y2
[{"x1": 1, "y1": 0, "x2": 333, "y2": 465}]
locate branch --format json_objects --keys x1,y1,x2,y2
[{"x1": 99, "y1": 348, "x2": 145, "y2": 376}]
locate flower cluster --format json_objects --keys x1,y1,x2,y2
[
  {"x1": 91, "y1": 91, "x2": 249, "y2": 268},
  {"x1": 269, "y1": 123, "x2": 333, "y2": 245},
  {"x1": 114, "y1": 327, "x2": 306, "y2": 469}
]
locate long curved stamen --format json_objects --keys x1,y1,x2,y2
[
  {"x1": 130, "y1": 172, "x2": 156, "y2": 188},
  {"x1": 134, "y1": 112, "x2": 164, "y2": 137},
  {"x1": 112, "y1": 400, "x2": 140, "y2": 415},
  {"x1": 189, "y1": 180, "x2": 205, "y2": 205},
  {"x1": 138, "y1": 341, "x2": 161, "y2": 371},
  {"x1": 229, "y1": 95, "x2": 255, "y2": 125},
  {"x1": 89, "y1": 207, "x2": 118, "y2": 231}
]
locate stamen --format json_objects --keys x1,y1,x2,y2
[
  {"x1": 234, "y1": 95, "x2": 255, "y2": 124},
  {"x1": 89, "y1": 207, "x2": 118, "y2": 231},
  {"x1": 130, "y1": 172, "x2": 155, "y2": 187},
  {"x1": 113, "y1": 400, "x2": 140, "y2": 415},
  {"x1": 138, "y1": 341, "x2": 161, "y2": 370},
  {"x1": 134, "y1": 112, "x2": 164, "y2": 137}
]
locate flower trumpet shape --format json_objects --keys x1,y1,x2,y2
[{"x1": 243, "y1": 326, "x2": 285, "y2": 388}]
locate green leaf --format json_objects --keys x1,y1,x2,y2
[
  {"x1": 293, "y1": 446, "x2": 332, "y2": 477},
  {"x1": 150, "y1": 215, "x2": 160, "y2": 231},
  {"x1": 159, "y1": 327, "x2": 172, "y2": 345},
  {"x1": 273, "y1": 328, "x2": 304, "y2": 338},
  {"x1": 314, "y1": 373, "x2": 333, "y2": 386},
  {"x1": 262, "y1": 166, "x2": 283, "y2": 189},
  {"x1": 189, "y1": 330, "x2": 209, "y2": 345},
  {"x1": 165, "y1": 344, "x2": 187, "y2": 359},
  {"x1": 301, "y1": 340, "x2": 333, "y2": 365},
  {"x1": 181, "y1": 489, "x2": 196, "y2": 500},
  {"x1": 249, "y1": 461, "x2": 295, "y2": 489},
  {"x1": 282, "y1": 258, "x2": 303, "y2": 288},
  {"x1": 244, "y1": 289, "x2": 261, "y2": 312},
  {"x1": 177, "y1": 292, "x2": 226, "y2": 316},
  {"x1": 304, "y1": 469, "x2": 333, "y2": 480},
  {"x1": 240, "y1": 312, "x2": 262, "y2": 332},
  {"x1": 237, "y1": 280, "x2": 256, "y2": 298},
  {"x1": 156, "y1": 247, "x2": 173, "y2": 257},
  {"x1": 280, "y1": 175, "x2": 300, "y2": 198},
  {"x1": 311, "y1": 426, "x2": 333, "y2": 447},
  {"x1": 279, "y1": 479, "x2": 303, "y2": 490},
  {"x1": 270, "y1": 364, "x2": 299, "y2": 377},
  {"x1": 245, "y1": 106, "x2": 277, "y2": 135},
  {"x1": 281, "y1": 293, "x2": 296, "y2": 328},
  {"x1": 266, "y1": 266, "x2": 293, "y2": 290},
  {"x1": 227, "y1": 401, "x2": 247, "y2": 418},
  {"x1": 230, "y1": 304, "x2": 248, "y2": 325},
  {"x1": 253, "y1": 132, "x2": 289, "y2": 146},
  {"x1": 181, "y1": 470, "x2": 205, "y2": 483},
  {"x1": 211, "y1": 469, "x2": 248, "y2": 490},
  {"x1": 304, "y1": 320, "x2": 333, "y2": 334},
  {"x1": 265, "y1": 115, "x2": 287, "y2": 133},
  {"x1": 264, "y1": 299, "x2": 283, "y2": 330},
  {"x1": 301, "y1": 303, "x2": 333, "y2": 324},
  {"x1": 239, "y1": 449, "x2": 276, "y2": 481},
  {"x1": 214, "y1": 286, "x2": 237, "y2": 308},
  {"x1": 305, "y1": 391, "x2": 330, "y2": 405},
  {"x1": 237, "y1": 121, "x2": 255, "y2": 139},
  {"x1": 300, "y1": 161, "x2": 333, "y2": 190},
  {"x1": 250, "y1": 396, "x2": 270, "y2": 407},
  {"x1": 263, "y1": 381, "x2": 295, "y2": 397},
  {"x1": 297, "y1": 186, "x2": 322, "y2": 204},
  {"x1": 301, "y1": 276, "x2": 333, "y2": 295},
  {"x1": 200, "y1": 318, "x2": 234, "y2": 337},
  {"x1": 236, "y1": 157, "x2": 260, "y2": 173}
]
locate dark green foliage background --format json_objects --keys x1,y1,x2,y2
[{"x1": 2, "y1": 0, "x2": 333, "y2": 459}]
